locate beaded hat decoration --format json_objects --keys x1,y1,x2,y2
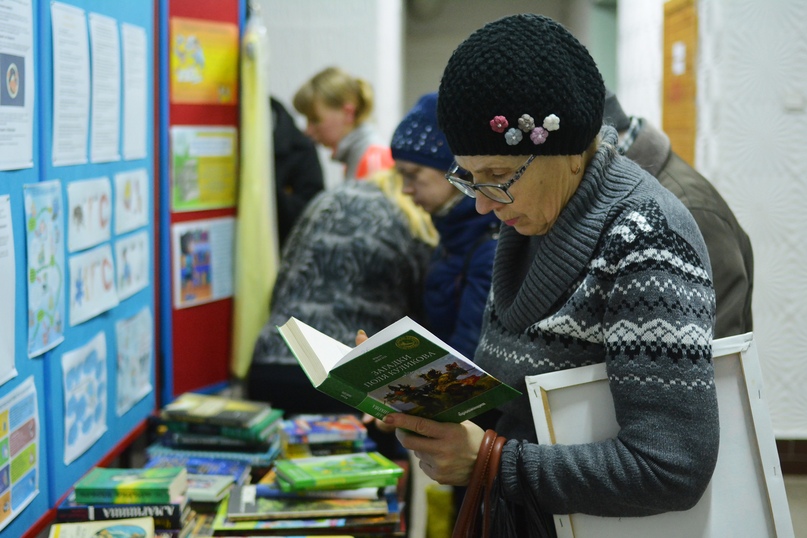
[
  {"x1": 437, "y1": 13, "x2": 605, "y2": 157},
  {"x1": 390, "y1": 92, "x2": 454, "y2": 172}
]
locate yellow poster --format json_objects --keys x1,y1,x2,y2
[
  {"x1": 170, "y1": 126, "x2": 238, "y2": 211},
  {"x1": 170, "y1": 17, "x2": 238, "y2": 104}
]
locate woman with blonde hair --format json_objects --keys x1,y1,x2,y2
[{"x1": 293, "y1": 66, "x2": 394, "y2": 181}]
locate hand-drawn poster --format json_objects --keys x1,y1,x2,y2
[
  {"x1": 0, "y1": 0, "x2": 35, "y2": 171},
  {"x1": 121, "y1": 23, "x2": 147, "y2": 161},
  {"x1": 68, "y1": 244, "x2": 118, "y2": 326},
  {"x1": 0, "y1": 376, "x2": 40, "y2": 532},
  {"x1": 0, "y1": 195, "x2": 17, "y2": 385},
  {"x1": 171, "y1": 217, "x2": 234, "y2": 309},
  {"x1": 67, "y1": 177, "x2": 112, "y2": 252},
  {"x1": 114, "y1": 307, "x2": 153, "y2": 416},
  {"x1": 115, "y1": 230, "x2": 149, "y2": 301},
  {"x1": 23, "y1": 180, "x2": 65, "y2": 357},
  {"x1": 88, "y1": 12, "x2": 121, "y2": 163},
  {"x1": 170, "y1": 126, "x2": 237, "y2": 211},
  {"x1": 61, "y1": 332, "x2": 107, "y2": 465},
  {"x1": 169, "y1": 17, "x2": 238, "y2": 104},
  {"x1": 114, "y1": 168, "x2": 149, "y2": 234}
]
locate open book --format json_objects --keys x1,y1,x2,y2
[{"x1": 278, "y1": 316, "x2": 520, "y2": 423}]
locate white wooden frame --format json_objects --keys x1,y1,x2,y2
[{"x1": 526, "y1": 333, "x2": 794, "y2": 537}]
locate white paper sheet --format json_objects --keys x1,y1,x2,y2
[
  {"x1": 121, "y1": 23, "x2": 147, "y2": 161},
  {"x1": 68, "y1": 243, "x2": 119, "y2": 326},
  {"x1": 67, "y1": 176, "x2": 112, "y2": 252},
  {"x1": 114, "y1": 168, "x2": 149, "y2": 234},
  {"x1": 0, "y1": 195, "x2": 18, "y2": 385},
  {"x1": 88, "y1": 12, "x2": 121, "y2": 163},
  {"x1": 114, "y1": 307, "x2": 153, "y2": 416},
  {"x1": 51, "y1": 2, "x2": 90, "y2": 166},
  {"x1": 62, "y1": 332, "x2": 108, "y2": 465},
  {"x1": 0, "y1": 0, "x2": 35, "y2": 171},
  {"x1": 171, "y1": 217, "x2": 235, "y2": 309},
  {"x1": 115, "y1": 230, "x2": 149, "y2": 301}
]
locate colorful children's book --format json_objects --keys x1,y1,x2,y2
[
  {"x1": 226, "y1": 484, "x2": 389, "y2": 521},
  {"x1": 56, "y1": 491, "x2": 189, "y2": 529},
  {"x1": 210, "y1": 491, "x2": 400, "y2": 536},
  {"x1": 160, "y1": 430, "x2": 274, "y2": 452},
  {"x1": 282, "y1": 413, "x2": 368, "y2": 444},
  {"x1": 48, "y1": 516, "x2": 155, "y2": 538},
  {"x1": 74, "y1": 466, "x2": 188, "y2": 505},
  {"x1": 144, "y1": 453, "x2": 252, "y2": 485},
  {"x1": 161, "y1": 392, "x2": 273, "y2": 429},
  {"x1": 146, "y1": 436, "x2": 282, "y2": 468},
  {"x1": 186, "y1": 473, "x2": 235, "y2": 503},
  {"x1": 256, "y1": 469, "x2": 385, "y2": 500},
  {"x1": 278, "y1": 316, "x2": 521, "y2": 423},
  {"x1": 273, "y1": 451, "x2": 403, "y2": 492},
  {"x1": 283, "y1": 439, "x2": 364, "y2": 459},
  {"x1": 162, "y1": 407, "x2": 283, "y2": 442}
]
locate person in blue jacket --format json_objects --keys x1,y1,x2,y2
[{"x1": 392, "y1": 92, "x2": 499, "y2": 363}]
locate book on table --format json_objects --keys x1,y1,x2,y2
[
  {"x1": 278, "y1": 315, "x2": 521, "y2": 423},
  {"x1": 255, "y1": 468, "x2": 386, "y2": 500},
  {"x1": 272, "y1": 451, "x2": 403, "y2": 492},
  {"x1": 226, "y1": 483, "x2": 389, "y2": 521},
  {"x1": 185, "y1": 473, "x2": 235, "y2": 503},
  {"x1": 146, "y1": 435, "x2": 282, "y2": 468},
  {"x1": 159, "y1": 430, "x2": 275, "y2": 452},
  {"x1": 282, "y1": 413, "x2": 368, "y2": 444},
  {"x1": 144, "y1": 453, "x2": 252, "y2": 485},
  {"x1": 161, "y1": 391, "x2": 273, "y2": 429},
  {"x1": 48, "y1": 516, "x2": 155, "y2": 538},
  {"x1": 162, "y1": 407, "x2": 284, "y2": 442},
  {"x1": 74, "y1": 466, "x2": 188, "y2": 505},
  {"x1": 56, "y1": 490, "x2": 190, "y2": 529}
]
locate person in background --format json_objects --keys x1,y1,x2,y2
[
  {"x1": 293, "y1": 66, "x2": 394, "y2": 181},
  {"x1": 603, "y1": 90, "x2": 754, "y2": 338},
  {"x1": 247, "y1": 169, "x2": 437, "y2": 415},
  {"x1": 270, "y1": 97, "x2": 324, "y2": 248},
  {"x1": 368, "y1": 14, "x2": 719, "y2": 534},
  {"x1": 392, "y1": 92, "x2": 499, "y2": 361}
]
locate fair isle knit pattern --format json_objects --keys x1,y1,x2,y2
[{"x1": 476, "y1": 127, "x2": 720, "y2": 518}]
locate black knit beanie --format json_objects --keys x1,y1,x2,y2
[{"x1": 437, "y1": 13, "x2": 605, "y2": 157}]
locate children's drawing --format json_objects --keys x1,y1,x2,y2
[
  {"x1": 68, "y1": 243, "x2": 119, "y2": 326},
  {"x1": 67, "y1": 177, "x2": 112, "y2": 252},
  {"x1": 114, "y1": 308, "x2": 153, "y2": 416},
  {"x1": 115, "y1": 231, "x2": 149, "y2": 301}
]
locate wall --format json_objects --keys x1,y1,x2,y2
[{"x1": 617, "y1": 0, "x2": 807, "y2": 439}]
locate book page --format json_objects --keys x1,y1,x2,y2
[{"x1": 279, "y1": 318, "x2": 352, "y2": 385}]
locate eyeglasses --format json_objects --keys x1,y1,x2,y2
[{"x1": 445, "y1": 155, "x2": 536, "y2": 204}]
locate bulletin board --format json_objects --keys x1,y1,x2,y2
[
  {"x1": 0, "y1": 0, "x2": 157, "y2": 535},
  {"x1": 525, "y1": 333, "x2": 794, "y2": 538},
  {"x1": 158, "y1": 0, "x2": 245, "y2": 403}
]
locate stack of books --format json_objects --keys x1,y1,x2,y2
[
  {"x1": 147, "y1": 392, "x2": 284, "y2": 470},
  {"x1": 210, "y1": 451, "x2": 405, "y2": 536},
  {"x1": 281, "y1": 413, "x2": 369, "y2": 458},
  {"x1": 56, "y1": 466, "x2": 195, "y2": 538}
]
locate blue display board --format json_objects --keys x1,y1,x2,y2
[{"x1": 0, "y1": 1, "x2": 156, "y2": 534}]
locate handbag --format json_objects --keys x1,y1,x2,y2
[
  {"x1": 452, "y1": 429, "x2": 506, "y2": 538},
  {"x1": 452, "y1": 430, "x2": 553, "y2": 538}
]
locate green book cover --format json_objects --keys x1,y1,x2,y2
[
  {"x1": 278, "y1": 316, "x2": 521, "y2": 422},
  {"x1": 226, "y1": 484, "x2": 388, "y2": 521},
  {"x1": 161, "y1": 392, "x2": 272, "y2": 429},
  {"x1": 272, "y1": 452, "x2": 403, "y2": 492},
  {"x1": 74, "y1": 466, "x2": 188, "y2": 505},
  {"x1": 163, "y1": 407, "x2": 283, "y2": 442}
]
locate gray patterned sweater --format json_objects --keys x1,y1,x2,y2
[{"x1": 476, "y1": 128, "x2": 720, "y2": 517}]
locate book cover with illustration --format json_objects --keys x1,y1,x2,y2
[
  {"x1": 161, "y1": 392, "x2": 273, "y2": 429},
  {"x1": 279, "y1": 316, "x2": 521, "y2": 423},
  {"x1": 282, "y1": 413, "x2": 368, "y2": 445},
  {"x1": 256, "y1": 468, "x2": 385, "y2": 500},
  {"x1": 144, "y1": 453, "x2": 252, "y2": 484},
  {"x1": 186, "y1": 473, "x2": 235, "y2": 503},
  {"x1": 48, "y1": 516, "x2": 155, "y2": 538},
  {"x1": 74, "y1": 466, "x2": 188, "y2": 505},
  {"x1": 146, "y1": 435, "x2": 282, "y2": 468},
  {"x1": 226, "y1": 484, "x2": 389, "y2": 521},
  {"x1": 273, "y1": 451, "x2": 403, "y2": 492},
  {"x1": 57, "y1": 491, "x2": 189, "y2": 529}
]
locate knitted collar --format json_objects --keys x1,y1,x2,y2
[
  {"x1": 492, "y1": 126, "x2": 642, "y2": 331},
  {"x1": 333, "y1": 123, "x2": 377, "y2": 164}
]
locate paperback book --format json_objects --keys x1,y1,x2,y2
[
  {"x1": 56, "y1": 491, "x2": 189, "y2": 529},
  {"x1": 160, "y1": 430, "x2": 274, "y2": 452},
  {"x1": 256, "y1": 469, "x2": 385, "y2": 500},
  {"x1": 162, "y1": 407, "x2": 283, "y2": 442},
  {"x1": 48, "y1": 516, "x2": 155, "y2": 538},
  {"x1": 282, "y1": 413, "x2": 368, "y2": 445},
  {"x1": 186, "y1": 473, "x2": 234, "y2": 503},
  {"x1": 74, "y1": 466, "x2": 188, "y2": 505},
  {"x1": 273, "y1": 451, "x2": 403, "y2": 492},
  {"x1": 161, "y1": 392, "x2": 273, "y2": 429},
  {"x1": 145, "y1": 453, "x2": 252, "y2": 485},
  {"x1": 278, "y1": 316, "x2": 521, "y2": 423},
  {"x1": 146, "y1": 436, "x2": 282, "y2": 468},
  {"x1": 226, "y1": 484, "x2": 389, "y2": 521}
]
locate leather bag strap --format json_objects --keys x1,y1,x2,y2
[{"x1": 452, "y1": 429, "x2": 504, "y2": 538}]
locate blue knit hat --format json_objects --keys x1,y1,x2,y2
[{"x1": 390, "y1": 92, "x2": 454, "y2": 172}]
